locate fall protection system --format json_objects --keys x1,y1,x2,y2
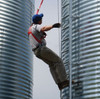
[
  {"x1": 28, "y1": 0, "x2": 45, "y2": 44},
  {"x1": 28, "y1": 0, "x2": 60, "y2": 45}
]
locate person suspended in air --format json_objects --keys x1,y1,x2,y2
[{"x1": 28, "y1": 13, "x2": 72, "y2": 90}]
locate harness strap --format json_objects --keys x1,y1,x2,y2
[
  {"x1": 28, "y1": 32, "x2": 41, "y2": 43},
  {"x1": 36, "y1": 0, "x2": 44, "y2": 14},
  {"x1": 28, "y1": 25, "x2": 46, "y2": 43}
]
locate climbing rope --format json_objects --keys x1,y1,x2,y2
[
  {"x1": 57, "y1": 0, "x2": 61, "y2": 57},
  {"x1": 57, "y1": 0, "x2": 60, "y2": 23},
  {"x1": 36, "y1": 0, "x2": 44, "y2": 14}
]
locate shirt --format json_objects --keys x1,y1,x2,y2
[{"x1": 29, "y1": 24, "x2": 46, "y2": 49}]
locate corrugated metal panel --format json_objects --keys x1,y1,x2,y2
[
  {"x1": 0, "y1": 0, "x2": 34, "y2": 99},
  {"x1": 61, "y1": 0, "x2": 100, "y2": 99}
]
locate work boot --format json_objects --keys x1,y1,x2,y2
[{"x1": 58, "y1": 80, "x2": 74, "y2": 90}]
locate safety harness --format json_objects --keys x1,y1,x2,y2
[
  {"x1": 28, "y1": 26, "x2": 46, "y2": 44},
  {"x1": 28, "y1": 0, "x2": 46, "y2": 48}
]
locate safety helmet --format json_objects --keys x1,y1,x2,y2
[{"x1": 32, "y1": 13, "x2": 44, "y2": 24}]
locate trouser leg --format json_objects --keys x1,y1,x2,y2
[{"x1": 34, "y1": 46, "x2": 68, "y2": 84}]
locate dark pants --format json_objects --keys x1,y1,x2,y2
[{"x1": 33, "y1": 46, "x2": 68, "y2": 84}]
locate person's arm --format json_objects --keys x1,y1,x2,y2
[
  {"x1": 41, "y1": 25, "x2": 53, "y2": 32},
  {"x1": 40, "y1": 23, "x2": 61, "y2": 32}
]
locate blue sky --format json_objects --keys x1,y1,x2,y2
[{"x1": 33, "y1": 0, "x2": 61, "y2": 99}]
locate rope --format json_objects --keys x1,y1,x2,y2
[
  {"x1": 57, "y1": 0, "x2": 59, "y2": 23},
  {"x1": 36, "y1": 0, "x2": 44, "y2": 14},
  {"x1": 57, "y1": 1, "x2": 63, "y2": 98},
  {"x1": 57, "y1": 0, "x2": 61, "y2": 57}
]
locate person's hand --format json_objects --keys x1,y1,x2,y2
[{"x1": 53, "y1": 23, "x2": 61, "y2": 28}]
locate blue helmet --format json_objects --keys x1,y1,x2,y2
[{"x1": 32, "y1": 13, "x2": 44, "y2": 24}]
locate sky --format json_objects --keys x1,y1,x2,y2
[{"x1": 33, "y1": 0, "x2": 61, "y2": 99}]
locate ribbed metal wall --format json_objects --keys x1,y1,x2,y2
[
  {"x1": 61, "y1": 0, "x2": 100, "y2": 99},
  {"x1": 0, "y1": 0, "x2": 34, "y2": 99}
]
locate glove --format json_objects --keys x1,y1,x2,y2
[
  {"x1": 43, "y1": 32, "x2": 47, "y2": 36},
  {"x1": 53, "y1": 23, "x2": 61, "y2": 28}
]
